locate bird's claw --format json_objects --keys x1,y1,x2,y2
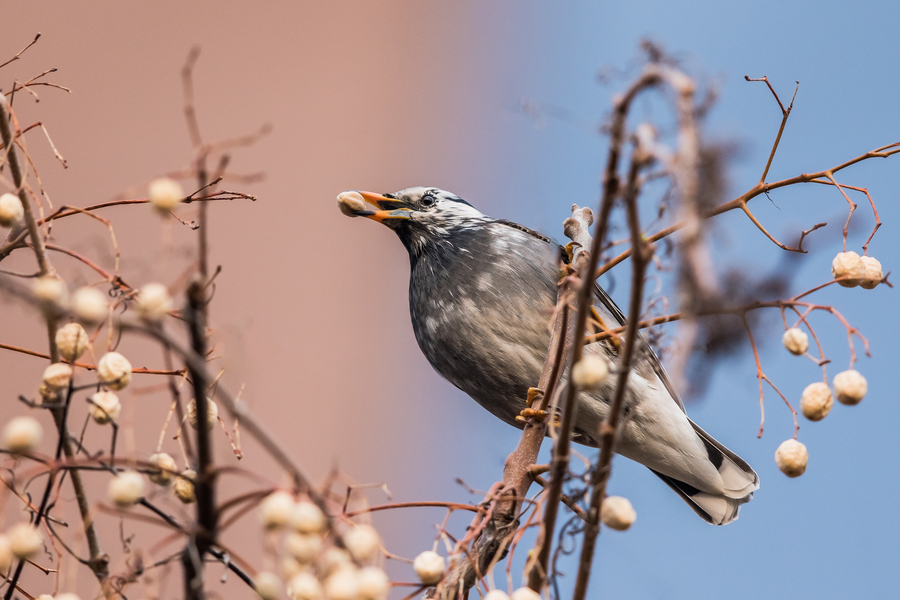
[
  {"x1": 518, "y1": 407, "x2": 548, "y2": 422},
  {"x1": 526, "y1": 387, "x2": 544, "y2": 408}
]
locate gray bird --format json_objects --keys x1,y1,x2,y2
[{"x1": 346, "y1": 186, "x2": 758, "y2": 525}]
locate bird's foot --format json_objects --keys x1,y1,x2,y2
[
  {"x1": 517, "y1": 407, "x2": 548, "y2": 423},
  {"x1": 525, "y1": 387, "x2": 544, "y2": 408}
]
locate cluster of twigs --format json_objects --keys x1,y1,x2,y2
[{"x1": 1, "y1": 33, "x2": 896, "y2": 600}]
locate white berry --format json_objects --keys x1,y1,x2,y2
[
  {"x1": 174, "y1": 469, "x2": 197, "y2": 503},
  {"x1": 800, "y1": 382, "x2": 833, "y2": 421},
  {"x1": 148, "y1": 452, "x2": 178, "y2": 486},
  {"x1": 600, "y1": 495, "x2": 636, "y2": 531},
  {"x1": 775, "y1": 439, "x2": 808, "y2": 477},
  {"x1": 255, "y1": 571, "x2": 284, "y2": 600},
  {"x1": 43, "y1": 363, "x2": 73, "y2": 390},
  {"x1": 56, "y1": 323, "x2": 89, "y2": 361},
  {"x1": 260, "y1": 490, "x2": 295, "y2": 529},
  {"x1": 33, "y1": 276, "x2": 68, "y2": 315},
  {"x1": 572, "y1": 354, "x2": 609, "y2": 390},
  {"x1": 0, "y1": 192, "x2": 24, "y2": 227},
  {"x1": 137, "y1": 283, "x2": 173, "y2": 321},
  {"x1": 413, "y1": 550, "x2": 445, "y2": 585},
  {"x1": 187, "y1": 398, "x2": 219, "y2": 430},
  {"x1": 833, "y1": 369, "x2": 867, "y2": 405},
  {"x1": 285, "y1": 532, "x2": 322, "y2": 564},
  {"x1": 831, "y1": 251, "x2": 866, "y2": 288},
  {"x1": 289, "y1": 571, "x2": 324, "y2": 600},
  {"x1": 56, "y1": 595, "x2": 82, "y2": 600},
  {"x1": 291, "y1": 500, "x2": 327, "y2": 534},
  {"x1": 781, "y1": 328, "x2": 808, "y2": 356},
  {"x1": 485, "y1": 590, "x2": 511, "y2": 600},
  {"x1": 0, "y1": 534, "x2": 12, "y2": 573},
  {"x1": 343, "y1": 525, "x2": 381, "y2": 563},
  {"x1": 8, "y1": 523, "x2": 42, "y2": 559},
  {"x1": 324, "y1": 568, "x2": 360, "y2": 600},
  {"x1": 3, "y1": 416, "x2": 43, "y2": 453},
  {"x1": 511, "y1": 588, "x2": 541, "y2": 600},
  {"x1": 337, "y1": 191, "x2": 367, "y2": 217},
  {"x1": 73, "y1": 287, "x2": 109, "y2": 324},
  {"x1": 318, "y1": 547, "x2": 352, "y2": 577},
  {"x1": 98, "y1": 352, "x2": 132, "y2": 391},
  {"x1": 89, "y1": 391, "x2": 121, "y2": 424},
  {"x1": 859, "y1": 256, "x2": 883, "y2": 289},
  {"x1": 108, "y1": 470, "x2": 145, "y2": 507},
  {"x1": 357, "y1": 567, "x2": 390, "y2": 600},
  {"x1": 149, "y1": 178, "x2": 184, "y2": 212}
]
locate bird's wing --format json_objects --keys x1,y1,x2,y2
[
  {"x1": 590, "y1": 280, "x2": 687, "y2": 413},
  {"x1": 492, "y1": 219, "x2": 687, "y2": 413}
]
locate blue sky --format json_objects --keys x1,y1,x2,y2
[{"x1": 413, "y1": 2, "x2": 900, "y2": 599}]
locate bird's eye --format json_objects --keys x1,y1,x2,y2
[{"x1": 421, "y1": 194, "x2": 436, "y2": 207}]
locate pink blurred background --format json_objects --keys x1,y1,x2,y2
[{"x1": 1, "y1": 2, "x2": 531, "y2": 597}]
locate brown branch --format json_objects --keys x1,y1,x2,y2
[
  {"x1": 595, "y1": 139, "x2": 900, "y2": 278},
  {"x1": 572, "y1": 143, "x2": 653, "y2": 600},
  {"x1": 0, "y1": 342, "x2": 184, "y2": 375},
  {"x1": 0, "y1": 33, "x2": 41, "y2": 70}
]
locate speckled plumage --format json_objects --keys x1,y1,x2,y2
[{"x1": 359, "y1": 186, "x2": 759, "y2": 525}]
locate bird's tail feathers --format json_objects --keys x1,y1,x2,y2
[
  {"x1": 650, "y1": 470, "x2": 752, "y2": 526},
  {"x1": 690, "y1": 419, "x2": 759, "y2": 499}
]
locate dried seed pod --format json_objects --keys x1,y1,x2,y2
[
  {"x1": 337, "y1": 191, "x2": 366, "y2": 217},
  {"x1": 8, "y1": 523, "x2": 43, "y2": 559},
  {"x1": 149, "y1": 178, "x2": 184, "y2": 212},
  {"x1": 3, "y1": 416, "x2": 43, "y2": 454},
  {"x1": 43, "y1": 363, "x2": 73, "y2": 390},
  {"x1": 254, "y1": 571, "x2": 283, "y2": 600},
  {"x1": 285, "y1": 532, "x2": 322, "y2": 564},
  {"x1": 572, "y1": 354, "x2": 609, "y2": 390},
  {"x1": 108, "y1": 471, "x2": 145, "y2": 507},
  {"x1": 511, "y1": 588, "x2": 541, "y2": 600},
  {"x1": 833, "y1": 369, "x2": 867, "y2": 405},
  {"x1": 260, "y1": 490, "x2": 295, "y2": 529},
  {"x1": 33, "y1": 275, "x2": 68, "y2": 316},
  {"x1": 148, "y1": 452, "x2": 178, "y2": 486},
  {"x1": 318, "y1": 547, "x2": 352, "y2": 578},
  {"x1": 357, "y1": 567, "x2": 390, "y2": 600},
  {"x1": 56, "y1": 323, "x2": 89, "y2": 362},
  {"x1": 0, "y1": 534, "x2": 12, "y2": 573},
  {"x1": 137, "y1": 282, "x2": 173, "y2": 321},
  {"x1": 187, "y1": 398, "x2": 219, "y2": 430},
  {"x1": 173, "y1": 469, "x2": 197, "y2": 503},
  {"x1": 831, "y1": 251, "x2": 866, "y2": 288},
  {"x1": 290, "y1": 500, "x2": 326, "y2": 534},
  {"x1": 781, "y1": 328, "x2": 808, "y2": 356},
  {"x1": 89, "y1": 391, "x2": 121, "y2": 424},
  {"x1": 73, "y1": 287, "x2": 109, "y2": 324},
  {"x1": 413, "y1": 550, "x2": 445, "y2": 585},
  {"x1": 343, "y1": 525, "x2": 381, "y2": 563},
  {"x1": 98, "y1": 352, "x2": 133, "y2": 391},
  {"x1": 0, "y1": 192, "x2": 24, "y2": 227},
  {"x1": 289, "y1": 571, "x2": 324, "y2": 600},
  {"x1": 600, "y1": 495, "x2": 637, "y2": 531},
  {"x1": 859, "y1": 255, "x2": 883, "y2": 289},
  {"x1": 800, "y1": 382, "x2": 833, "y2": 421},
  {"x1": 775, "y1": 439, "x2": 808, "y2": 477},
  {"x1": 324, "y1": 567, "x2": 360, "y2": 600}
]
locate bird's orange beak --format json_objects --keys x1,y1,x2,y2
[{"x1": 356, "y1": 192, "x2": 412, "y2": 223}]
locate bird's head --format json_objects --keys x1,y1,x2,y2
[{"x1": 341, "y1": 186, "x2": 488, "y2": 254}]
